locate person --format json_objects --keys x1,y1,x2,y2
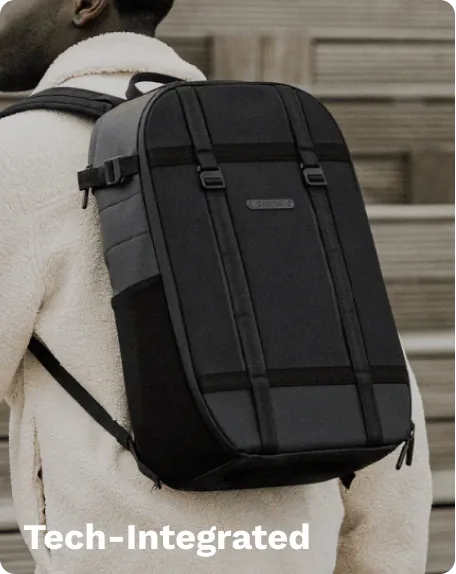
[{"x1": 0, "y1": 1, "x2": 433, "y2": 573}]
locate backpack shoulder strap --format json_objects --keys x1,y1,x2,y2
[
  {"x1": 0, "y1": 87, "x2": 127, "y2": 208},
  {"x1": 28, "y1": 337, "x2": 162, "y2": 488},
  {"x1": 0, "y1": 87, "x2": 125, "y2": 121}
]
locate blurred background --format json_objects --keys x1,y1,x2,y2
[{"x1": 0, "y1": 0, "x2": 454, "y2": 572}]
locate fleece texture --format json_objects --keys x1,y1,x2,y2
[{"x1": 0, "y1": 32, "x2": 432, "y2": 574}]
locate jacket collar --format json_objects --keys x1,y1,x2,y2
[{"x1": 33, "y1": 32, "x2": 206, "y2": 94}]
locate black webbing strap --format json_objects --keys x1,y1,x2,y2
[
  {"x1": 177, "y1": 86, "x2": 278, "y2": 454},
  {"x1": 28, "y1": 337, "x2": 162, "y2": 488},
  {"x1": 78, "y1": 155, "x2": 140, "y2": 191},
  {"x1": 0, "y1": 88, "x2": 124, "y2": 121},
  {"x1": 28, "y1": 337, "x2": 132, "y2": 450},
  {"x1": 274, "y1": 85, "x2": 384, "y2": 447},
  {"x1": 0, "y1": 87, "x2": 129, "y2": 209},
  {"x1": 147, "y1": 142, "x2": 350, "y2": 168}
]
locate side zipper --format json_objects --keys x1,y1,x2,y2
[{"x1": 396, "y1": 422, "x2": 416, "y2": 470}]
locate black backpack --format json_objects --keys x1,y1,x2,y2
[{"x1": 0, "y1": 73, "x2": 415, "y2": 491}]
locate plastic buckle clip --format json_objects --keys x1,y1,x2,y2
[
  {"x1": 104, "y1": 156, "x2": 125, "y2": 187},
  {"x1": 303, "y1": 166, "x2": 327, "y2": 188},
  {"x1": 199, "y1": 168, "x2": 226, "y2": 190}
]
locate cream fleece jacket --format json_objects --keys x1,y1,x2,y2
[{"x1": 0, "y1": 32, "x2": 432, "y2": 574}]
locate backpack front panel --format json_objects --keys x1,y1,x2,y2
[{"x1": 90, "y1": 81, "x2": 412, "y2": 490}]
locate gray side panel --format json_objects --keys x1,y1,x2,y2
[
  {"x1": 89, "y1": 93, "x2": 160, "y2": 295},
  {"x1": 106, "y1": 234, "x2": 160, "y2": 295},
  {"x1": 100, "y1": 192, "x2": 148, "y2": 253}
]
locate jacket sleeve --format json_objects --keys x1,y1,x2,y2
[
  {"x1": 0, "y1": 207, "x2": 44, "y2": 404},
  {"x1": 334, "y1": 359, "x2": 433, "y2": 574}
]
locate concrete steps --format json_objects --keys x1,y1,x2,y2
[
  {"x1": 160, "y1": 0, "x2": 454, "y2": 33},
  {"x1": 0, "y1": 534, "x2": 34, "y2": 574},
  {"x1": 428, "y1": 507, "x2": 455, "y2": 574},
  {"x1": 404, "y1": 331, "x2": 455, "y2": 420},
  {"x1": 313, "y1": 30, "x2": 454, "y2": 86},
  {"x1": 323, "y1": 93, "x2": 453, "y2": 155},
  {"x1": 368, "y1": 206, "x2": 454, "y2": 332}
]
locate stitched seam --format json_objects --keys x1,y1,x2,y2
[
  {"x1": 98, "y1": 190, "x2": 141, "y2": 214},
  {"x1": 104, "y1": 230, "x2": 149, "y2": 258}
]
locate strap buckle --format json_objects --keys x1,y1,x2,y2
[
  {"x1": 78, "y1": 155, "x2": 133, "y2": 209},
  {"x1": 199, "y1": 168, "x2": 226, "y2": 190},
  {"x1": 302, "y1": 166, "x2": 327, "y2": 187}
]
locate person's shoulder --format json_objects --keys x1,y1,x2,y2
[
  {"x1": 0, "y1": 108, "x2": 93, "y2": 216},
  {"x1": 0, "y1": 105, "x2": 91, "y2": 156}
]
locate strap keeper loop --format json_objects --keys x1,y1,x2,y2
[{"x1": 104, "y1": 156, "x2": 125, "y2": 186}]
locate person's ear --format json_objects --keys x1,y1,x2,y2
[{"x1": 72, "y1": 0, "x2": 109, "y2": 28}]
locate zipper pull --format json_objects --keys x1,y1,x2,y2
[{"x1": 396, "y1": 422, "x2": 416, "y2": 471}]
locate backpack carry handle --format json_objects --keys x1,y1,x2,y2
[{"x1": 126, "y1": 72, "x2": 183, "y2": 100}]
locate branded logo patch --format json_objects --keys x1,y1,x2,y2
[{"x1": 247, "y1": 199, "x2": 295, "y2": 211}]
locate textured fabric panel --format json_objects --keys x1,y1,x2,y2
[
  {"x1": 106, "y1": 233, "x2": 160, "y2": 297},
  {"x1": 296, "y1": 90, "x2": 346, "y2": 144},
  {"x1": 92, "y1": 95, "x2": 149, "y2": 211},
  {"x1": 374, "y1": 383, "x2": 412, "y2": 444},
  {"x1": 205, "y1": 390, "x2": 261, "y2": 452},
  {"x1": 145, "y1": 90, "x2": 194, "y2": 148},
  {"x1": 204, "y1": 384, "x2": 409, "y2": 455},
  {"x1": 271, "y1": 385, "x2": 366, "y2": 452},
  {"x1": 90, "y1": 94, "x2": 161, "y2": 295},
  {"x1": 221, "y1": 161, "x2": 350, "y2": 370},
  {"x1": 112, "y1": 276, "x2": 232, "y2": 484},
  {"x1": 100, "y1": 187, "x2": 150, "y2": 254},
  {"x1": 151, "y1": 164, "x2": 246, "y2": 377},
  {"x1": 195, "y1": 84, "x2": 295, "y2": 144},
  {"x1": 324, "y1": 162, "x2": 406, "y2": 368}
]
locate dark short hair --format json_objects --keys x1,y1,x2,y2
[{"x1": 115, "y1": 0, "x2": 175, "y2": 26}]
